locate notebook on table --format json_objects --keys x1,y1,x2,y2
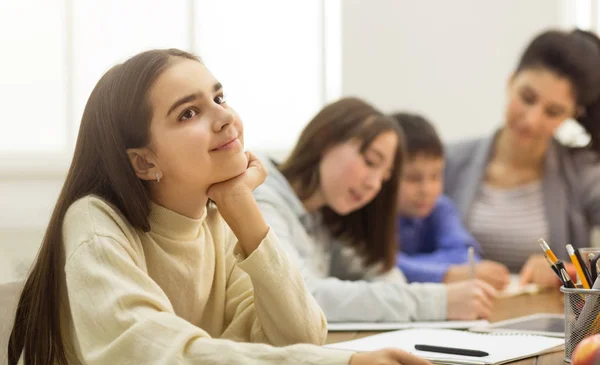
[
  {"x1": 325, "y1": 328, "x2": 564, "y2": 365},
  {"x1": 327, "y1": 319, "x2": 489, "y2": 332}
]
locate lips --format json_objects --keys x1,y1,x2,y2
[
  {"x1": 211, "y1": 135, "x2": 239, "y2": 151},
  {"x1": 349, "y1": 189, "x2": 363, "y2": 203}
]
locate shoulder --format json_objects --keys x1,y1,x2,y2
[
  {"x1": 444, "y1": 136, "x2": 485, "y2": 166},
  {"x1": 253, "y1": 156, "x2": 298, "y2": 213},
  {"x1": 63, "y1": 195, "x2": 140, "y2": 257},
  {"x1": 433, "y1": 195, "x2": 459, "y2": 213},
  {"x1": 427, "y1": 195, "x2": 460, "y2": 222}
]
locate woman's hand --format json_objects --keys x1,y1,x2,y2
[{"x1": 519, "y1": 254, "x2": 562, "y2": 287}]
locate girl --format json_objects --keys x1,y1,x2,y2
[
  {"x1": 7, "y1": 49, "x2": 426, "y2": 365},
  {"x1": 253, "y1": 98, "x2": 496, "y2": 323},
  {"x1": 445, "y1": 29, "x2": 600, "y2": 287}
]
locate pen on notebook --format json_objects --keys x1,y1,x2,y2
[
  {"x1": 468, "y1": 246, "x2": 476, "y2": 280},
  {"x1": 414, "y1": 344, "x2": 489, "y2": 358},
  {"x1": 538, "y1": 238, "x2": 558, "y2": 264},
  {"x1": 567, "y1": 245, "x2": 590, "y2": 289},
  {"x1": 575, "y1": 248, "x2": 593, "y2": 289}
]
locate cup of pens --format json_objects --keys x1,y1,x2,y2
[
  {"x1": 561, "y1": 286, "x2": 600, "y2": 362},
  {"x1": 538, "y1": 239, "x2": 600, "y2": 362}
]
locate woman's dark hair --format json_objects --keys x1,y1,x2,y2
[
  {"x1": 279, "y1": 97, "x2": 405, "y2": 271},
  {"x1": 516, "y1": 29, "x2": 600, "y2": 154},
  {"x1": 391, "y1": 112, "x2": 443, "y2": 159},
  {"x1": 7, "y1": 49, "x2": 199, "y2": 365}
]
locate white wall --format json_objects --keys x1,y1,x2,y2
[
  {"x1": 340, "y1": 0, "x2": 563, "y2": 142},
  {"x1": 0, "y1": 1, "x2": 569, "y2": 283}
]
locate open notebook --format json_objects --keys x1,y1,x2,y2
[
  {"x1": 325, "y1": 328, "x2": 563, "y2": 365},
  {"x1": 327, "y1": 319, "x2": 488, "y2": 332}
]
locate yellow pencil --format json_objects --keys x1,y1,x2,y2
[
  {"x1": 567, "y1": 244, "x2": 591, "y2": 289},
  {"x1": 538, "y1": 238, "x2": 558, "y2": 264}
]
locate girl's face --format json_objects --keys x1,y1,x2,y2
[
  {"x1": 141, "y1": 59, "x2": 248, "y2": 192},
  {"x1": 318, "y1": 130, "x2": 398, "y2": 215},
  {"x1": 504, "y1": 68, "x2": 577, "y2": 149}
]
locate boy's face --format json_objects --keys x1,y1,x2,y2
[{"x1": 397, "y1": 154, "x2": 444, "y2": 218}]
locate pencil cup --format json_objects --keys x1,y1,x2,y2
[
  {"x1": 577, "y1": 247, "x2": 600, "y2": 284},
  {"x1": 561, "y1": 286, "x2": 600, "y2": 362}
]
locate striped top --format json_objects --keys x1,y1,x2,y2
[{"x1": 467, "y1": 180, "x2": 548, "y2": 272}]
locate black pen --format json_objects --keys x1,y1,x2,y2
[
  {"x1": 560, "y1": 267, "x2": 575, "y2": 288},
  {"x1": 414, "y1": 344, "x2": 489, "y2": 357},
  {"x1": 575, "y1": 248, "x2": 593, "y2": 287}
]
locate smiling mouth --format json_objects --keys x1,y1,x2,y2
[
  {"x1": 349, "y1": 189, "x2": 363, "y2": 202},
  {"x1": 211, "y1": 137, "x2": 240, "y2": 151}
]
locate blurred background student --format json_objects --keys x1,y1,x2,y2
[
  {"x1": 445, "y1": 29, "x2": 600, "y2": 287},
  {"x1": 253, "y1": 98, "x2": 496, "y2": 323},
  {"x1": 392, "y1": 113, "x2": 510, "y2": 290}
]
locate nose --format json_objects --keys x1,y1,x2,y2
[
  {"x1": 212, "y1": 105, "x2": 235, "y2": 132},
  {"x1": 418, "y1": 179, "x2": 435, "y2": 198},
  {"x1": 522, "y1": 105, "x2": 544, "y2": 131},
  {"x1": 363, "y1": 170, "x2": 383, "y2": 193}
]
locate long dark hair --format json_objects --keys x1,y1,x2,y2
[
  {"x1": 7, "y1": 49, "x2": 199, "y2": 365},
  {"x1": 279, "y1": 97, "x2": 405, "y2": 271},
  {"x1": 516, "y1": 29, "x2": 600, "y2": 154}
]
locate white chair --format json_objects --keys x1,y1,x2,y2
[{"x1": 0, "y1": 281, "x2": 23, "y2": 365}]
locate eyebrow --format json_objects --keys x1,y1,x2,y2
[{"x1": 166, "y1": 82, "x2": 223, "y2": 117}]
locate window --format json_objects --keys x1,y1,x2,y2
[{"x1": 0, "y1": 0, "x2": 335, "y2": 174}]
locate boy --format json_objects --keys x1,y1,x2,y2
[{"x1": 392, "y1": 112, "x2": 510, "y2": 290}]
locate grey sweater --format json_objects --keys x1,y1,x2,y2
[
  {"x1": 445, "y1": 132, "x2": 600, "y2": 260},
  {"x1": 253, "y1": 157, "x2": 447, "y2": 322}
]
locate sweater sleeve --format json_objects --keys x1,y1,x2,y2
[
  {"x1": 256, "y1": 200, "x2": 448, "y2": 322},
  {"x1": 64, "y1": 235, "x2": 351, "y2": 365},
  {"x1": 220, "y1": 227, "x2": 328, "y2": 346}
]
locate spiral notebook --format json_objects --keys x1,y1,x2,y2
[{"x1": 325, "y1": 328, "x2": 563, "y2": 365}]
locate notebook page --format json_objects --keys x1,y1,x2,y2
[
  {"x1": 327, "y1": 319, "x2": 489, "y2": 331},
  {"x1": 498, "y1": 274, "x2": 540, "y2": 298},
  {"x1": 326, "y1": 328, "x2": 563, "y2": 365}
]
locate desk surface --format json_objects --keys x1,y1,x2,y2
[{"x1": 326, "y1": 289, "x2": 566, "y2": 365}]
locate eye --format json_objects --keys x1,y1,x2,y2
[
  {"x1": 545, "y1": 107, "x2": 564, "y2": 118},
  {"x1": 363, "y1": 156, "x2": 376, "y2": 167},
  {"x1": 215, "y1": 93, "x2": 227, "y2": 105},
  {"x1": 520, "y1": 90, "x2": 536, "y2": 105},
  {"x1": 179, "y1": 108, "x2": 199, "y2": 121}
]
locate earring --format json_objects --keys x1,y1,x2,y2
[{"x1": 156, "y1": 172, "x2": 161, "y2": 183}]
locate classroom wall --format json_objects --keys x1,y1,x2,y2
[
  {"x1": 0, "y1": 1, "x2": 572, "y2": 283},
  {"x1": 340, "y1": 0, "x2": 563, "y2": 142}
]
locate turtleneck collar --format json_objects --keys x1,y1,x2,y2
[{"x1": 148, "y1": 201, "x2": 207, "y2": 241}]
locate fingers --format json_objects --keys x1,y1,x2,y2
[
  {"x1": 477, "y1": 279, "x2": 497, "y2": 299},
  {"x1": 387, "y1": 348, "x2": 433, "y2": 365},
  {"x1": 491, "y1": 269, "x2": 510, "y2": 290},
  {"x1": 519, "y1": 259, "x2": 534, "y2": 286}
]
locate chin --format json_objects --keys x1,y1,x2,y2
[{"x1": 215, "y1": 151, "x2": 248, "y2": 182}]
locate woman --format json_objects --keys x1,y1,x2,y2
[
  {"x1": 254, "y1": 97, "x2": 496, "y2": 323},
  {"x1": 445, "y1": 29, "x2": 600, "y2": 287},
  {"x1": 7, "y1": 49, "x2": 426, "y2": 365}
]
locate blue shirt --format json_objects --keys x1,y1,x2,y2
[{"x1": 397, "y1": 195, "x2": 481, "y2": 283}]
